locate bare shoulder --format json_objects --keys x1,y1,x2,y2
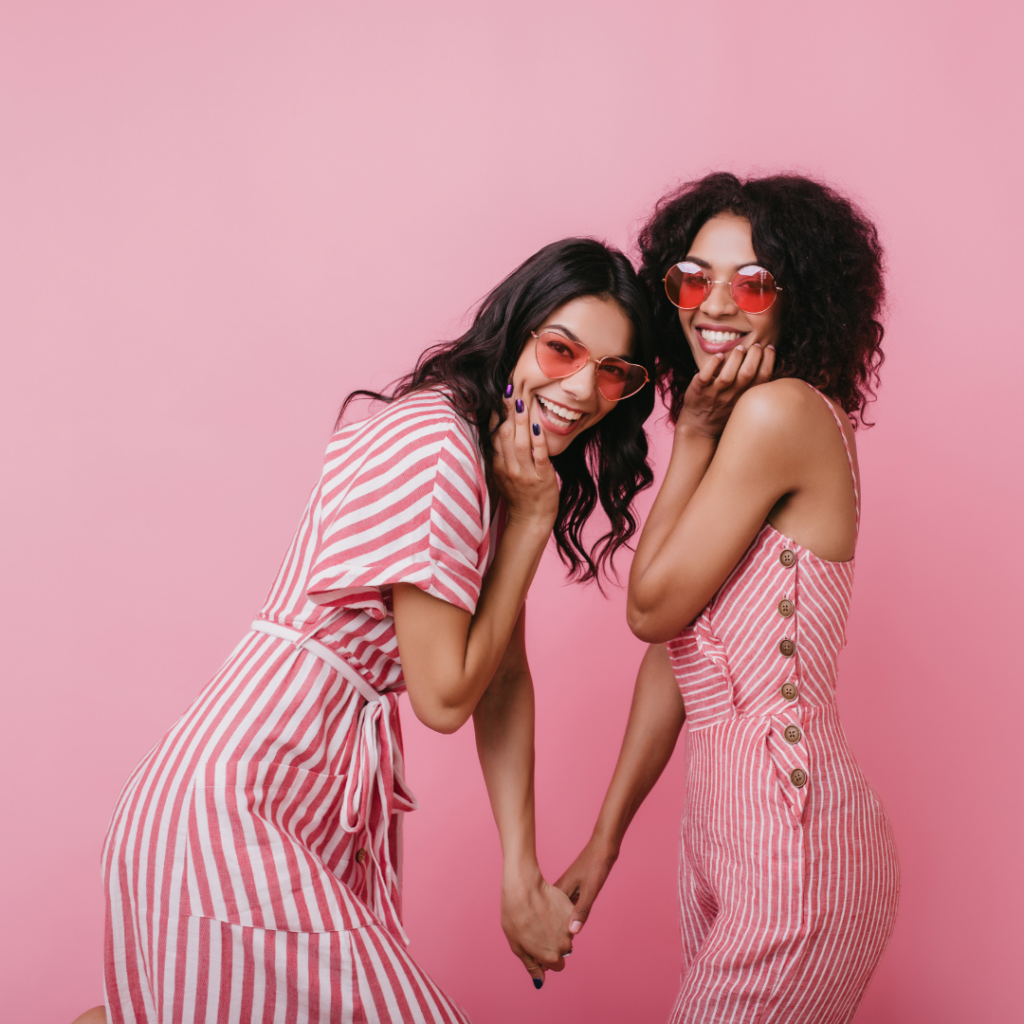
[
  {"x1": 725, "y1": 378, "x2": 858, "y2": 486},
  {"x1": 726, "y1": 378, "x2": 822, "y2": 441}
]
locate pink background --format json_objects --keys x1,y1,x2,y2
[{"x1": 2, "y1": 3, "x2": 1022, "y2": 1021}]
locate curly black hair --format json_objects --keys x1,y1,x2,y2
[
  {"x1": 637, "y1": 172, "x2": 886, "y2": 427},
  {"x1": 341, "y1": 238, "x2": 656, "y2": 584}
]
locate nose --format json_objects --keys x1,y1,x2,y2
[
  {"x1": 559, "y1": 360, "x2": 597, "y2": 402},
  {"x1": 700, "y1": 279, "x2": 737, "y2": 318}
]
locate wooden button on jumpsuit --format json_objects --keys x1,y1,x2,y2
[{"x1": 666, "y1": 388, "x2": 900, "y2": 1024}]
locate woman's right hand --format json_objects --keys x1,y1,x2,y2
[
  {"x1": 676, "y1": 343, "x2": 775, "y2": 441},
  {"x1": 491, "y1": 385, "x2": 559, "y2": 529}
]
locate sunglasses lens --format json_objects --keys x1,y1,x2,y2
[
  {"x1": 596, "y1": 359, "x2": 648, "y2": 401},
  {"x1": 535, "y1": 332, "x2": 589, "y2": 379},
  {"x1": 664, "y1": 262, "x2": 709, "y2": 309},
  {"x1": 732, "y1": 266, "x2": 778, "y2": 314}
]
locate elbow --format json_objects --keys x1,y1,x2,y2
[
  {"x1": 627, "y1": 599, "x2": 684, "y2": 646},
  {"x1": 407, "y1": 695, "x2": 472, "y2": 735},
  {"x1": 628, "y1": 614, "x2": 676, "y2": 645}
]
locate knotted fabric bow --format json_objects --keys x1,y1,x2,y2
[{"x1": 252, "y1": 613, "x2": 419, "y2": 943}]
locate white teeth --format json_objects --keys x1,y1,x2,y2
[
  {"x1": 538, "y1": 396, "x2": 582, "y2": 422},
  {"x1": 701, "y1": 329, "x2": 742, "y2": 343}
]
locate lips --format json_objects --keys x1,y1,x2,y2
[
  {"x1": 536, "y1": 395, "x2": 585, "y2": 436},
  {"x1": 695, "y1": 324, "x2": 748, "y2": 354}
]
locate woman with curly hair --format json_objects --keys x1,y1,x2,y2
[
  {"x1": 93, "y1": 237, "x2": 655, "y2": 1024},
  {"x1": 556, "y1": 175, "x2": 900, "y2": 1023}
]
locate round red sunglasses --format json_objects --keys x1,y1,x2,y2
[
  {"x1": 664, "y1": 262, "x2": 782, "y2": 314},
  {"x1": 531, "y1": 331, "x2": 649, "y2": 401}
]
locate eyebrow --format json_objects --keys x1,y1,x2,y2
[
  {"x1": 683, "y1": 255, "x2": 763, "y2": 271},
  {"x1": 542, "y1": 323, "x2": 582, "y2": 343},
  {"x1": 539, "y1": 323, "x2": 633, "y2": 359}
]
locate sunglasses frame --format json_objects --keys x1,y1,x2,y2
[
  {"x1": 530, "y1": 330, "x2": 649, "y2": 402},
  {"x1": 663, "y1": 261, "x2": 783, "y2": 314}
]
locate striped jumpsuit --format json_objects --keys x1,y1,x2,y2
[
  {"x1": 666, "y1": 387, "x2": 900, "y2": 1024},
  {"x1": 103, "y1": 390, "x2": 492, "y2": 1023}
]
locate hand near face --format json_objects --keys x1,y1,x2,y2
[
  {"x1": 677, "y1": 342, "x2": 775, "y2": 441},
  {"x1": 490, "y1": 384, "x2": 560, "y2": 530},
  {"x1": 501, "y1": 876, "x2": 576, "y2": 988}
]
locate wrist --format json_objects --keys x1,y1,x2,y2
[
  {"x1": 588, "y1": 827, "x2": 622, "y2": 868},
  {"x1": 501, "y1": 853, "x2": 544, "y2": 893},
  {"x1": 503, "y1": 509, "x2": 556, "y2": 534},
  {"x1": 673, "y1": 417, "x2": 720, "y2": 444}
]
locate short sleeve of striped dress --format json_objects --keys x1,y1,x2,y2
[{"x1": 306, "y1": 390, "x2": 491, "y2": 616}]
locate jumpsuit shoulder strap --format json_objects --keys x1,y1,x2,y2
[{"x1": 801, "y1": 381, "x2": 860, "y2": 532}]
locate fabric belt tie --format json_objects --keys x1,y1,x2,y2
[{"x1": 251, "y1": 616, "x2": 418, "y2": 944}]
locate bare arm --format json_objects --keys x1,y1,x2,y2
[
  {"x1": 393, "y1": 385, "x2": 558, "y2": 733},
  {"x1": 555, "y1": 644, "x2": 685, "y2": 931},
  {"x1": 628, "y1": 348, "x2": 800, "y2": 643},
  {"x1": 474, "y1": 609, "x2": 574, "y2": 984},
  {"x1": 629, "y1": 375, "x2": 857, "y2": 642}
]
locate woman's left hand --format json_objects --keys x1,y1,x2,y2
[
  {"x1": 500, "y1": 875, "x2": 576, "y2": 987},
  {"x1": 554, "y1": 837, "x2": 617, "y2": 940}
]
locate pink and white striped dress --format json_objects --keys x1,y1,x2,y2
[
  {"x1": 103, "y1": 389, "x2": 493, "y2": 1024},
  {"x1": 666, "y1": 387, "x2": 900, "y2": 1024}
]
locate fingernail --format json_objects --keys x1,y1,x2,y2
[
  {"x1": 515, "y1": 398, "x2": 524, "y2": 413},
  {"x1": 766, "y1": 345, "x2": 776, "y2": 351},
  {"x1": 533, "y1": 978, "x2": 543, "y2": 990},
  {"x1": 505, "y1": 384, "x2": 514, "y2": 398},
  {"x1": 736, "y1": 344, "x2": 745, "y2": 353},
  {"x1": 532, "y1": 423, "x2": 540, "y2": 436},
  {"x1": 569, "y1": 920, "x2": 582, "y2": 934}
]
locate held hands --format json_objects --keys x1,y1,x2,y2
[
  {"x1": 554, "y1": 837, "x2": 617, "y2": 945},
  {"x1": 500, "y1": 843, "x2": 617, "y2": 990},
  {"x1": 501, "y1": 873, "x2": 576, "y2": 989},
  {"x1": 678, "y1": 343, "x2": 775, "y2": 441},
  {"x1": 491, "y1": 384, "x2": 559, "y2": 530}
]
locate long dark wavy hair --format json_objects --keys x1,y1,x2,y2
[
  {"x1": 341, "y1": 237, "x2": 657, "y2": 583},
  {"x1": 637, "y1": 173, "x2": 886, "y2": 426}
]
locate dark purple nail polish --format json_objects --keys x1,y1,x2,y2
[
  {"x1": 505, "y1": 384, "x2": 514, "y2": 398},
  {"x1": 515, "y1": 399, "x2": 524, "y2": 413},
  {"x1": 532, "y1": 423, "x2": 540, "y2": 436},
  {"x1": 532, "y1": 978, "x2": 543, "y2": 990}
]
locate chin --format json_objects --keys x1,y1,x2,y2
[{"x1": 542, "y1": 430, "x2": 581, "y2": 457}]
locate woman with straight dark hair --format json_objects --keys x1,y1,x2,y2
[
  {"x1": 557, "y1": 175, "x2": 900, "y2": 1023},
  {"x1": 94, "y1": 237, "x2": 655, "y2": 1024}
]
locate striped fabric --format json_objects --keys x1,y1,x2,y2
[
  {"x1": 666, "y1": 387, "x2": 899, "y2": 1024},
  {"x1": 103, "y1": 389, "x2": 487, "y2": 1023}
]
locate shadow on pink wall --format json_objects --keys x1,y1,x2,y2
[{"x1": 1, "y1": 2, "x2": 1021, "y2": 1022}]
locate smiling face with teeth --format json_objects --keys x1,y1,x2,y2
[
  {"x1": 511, "y1": 294, "x2": 635, "y2": 456},
  {"x1": 678, "y1": 213, "x2": 782, "y2": 371}
]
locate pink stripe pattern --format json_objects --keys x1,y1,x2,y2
[
  {"x1": 103, "y1": 390, "x2": 487, "y2": 1022},
  {"x1": 666, "y1": 388, "x2": 899, "y2": 1023}
]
